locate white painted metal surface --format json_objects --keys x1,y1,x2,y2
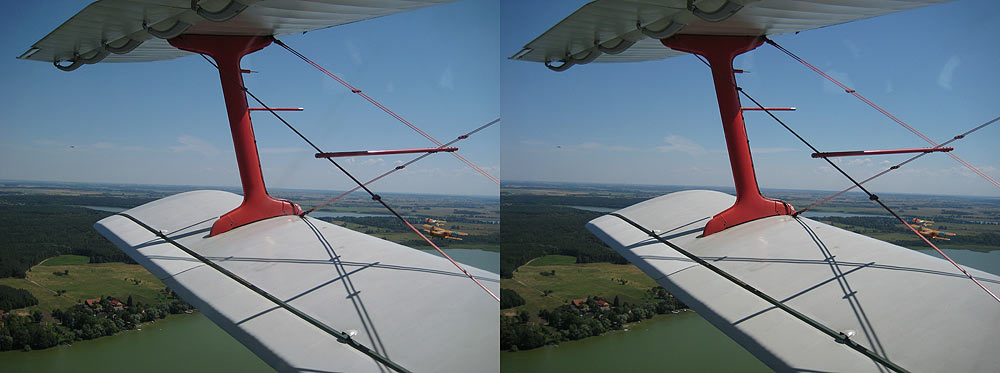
[
  {"x1": 21, "y1": 0, "x2": 453, "y2": 64},
  {"x1": 511, "y1": 0, "x2": 950, "y2": 65},
  {"x1": 96, "y1": 190, "x2": 499, "y2": 372},
  {"x1": 587, "y1": 190, "x2": 1000, "y2": 372}
]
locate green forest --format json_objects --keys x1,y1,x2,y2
[
  {"x1": 499, "y1": 194, "x2": 627, "y2": 278},
  {"x1": 0, "y1": 285, "x2": 38, "y2": 311},
  {"x1": 0, "y1": 195, "x2": 146, "y2": 278}
]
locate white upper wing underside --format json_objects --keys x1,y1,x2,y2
[
  {"x1": 20, "y1": 0, "x2": 452, "y2": 64},
  {"x1": 511, "y1": 0, "x2": 950, "y2": 65}
]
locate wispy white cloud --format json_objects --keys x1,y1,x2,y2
[
  {"x1": 754, "y1": 147, "x2": 798, "y2": 154},
  {"x1": 656, "y1": 135, "x2": 706, "y2": 156},
  {"x1": 439, "y1": 66, "x2": 454, "y2": 90},
  {"x1": 842, "y1": 39, "x2": 860, "y2": 59},
  {"x1": 169, "y1": 135, "x2": 218, "y2": 157},
  {"x1": 259, "y1": 147, "x2": 308, "y2": 154},
  {"x1": 346, "y1": 41, "x2": 362, "y2": 65},
  {"x1": 559, "y1": 141, "x2": 636, "y2": 152},
  {"x1": 938, "y1": 56, "x2": 961, "y2": 90},
  {"x1": 847, "y1": 157, "x2": 872, "y2": 166}
]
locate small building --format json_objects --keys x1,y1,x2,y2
[
  {"x1": 571, "y1": 298, "x2": 588, "y2": 307},
  {"x1": 594, "y1": 299, "x2": 611, "y2": 311},
  {"x1": 84, "y1": 298, "x2": 102, "y2": 307}
]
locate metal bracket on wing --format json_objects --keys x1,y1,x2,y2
[
  {"x1": 54, "y1": 48, "x2": 111, "y2": 71},
  {"x1": 640, "y1": 19, "x2": 686, "y2": 39},
  {"x1": 53, "y1": 58, "x2": 83, "y2": 72},
  {"x1": 547, "y1": 14, "x2": 688, "y2": 72},
  {"x1": 192, "y1": 0, "x2": 248, "y2": 22},
  {"x1": 688, "y1": 0, "x2": 744, "y2": 22},
  {"x1": 545, "y1": 49, "x2": 598, "y2": 72},
  {"x1": 145, "y1": 19, "x2": 192, "y2": 39},
  {"x1": 544, "y1": 58, "x2": 574, "y2": 72},
  {"x1": 104, "y1": 37, "x2": 143, "y2": 54},
  {"x1": 597, "y1": 37, "x2": 636, "y2": 55}
]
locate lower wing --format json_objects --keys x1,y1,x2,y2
[
  {"x1": 587, "y1": 190, "x2": 999, "y2": 372},
  {"x1": 96, "y1": 190, "x2": 499, "y2": 372}
]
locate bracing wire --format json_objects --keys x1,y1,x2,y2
[
  {"x1": 763, "y1": 37, "x2": 1000, "y2": 190},
  {"x1": 302, "y1": 118, "x2": 500, "y2": 215},
  {"x1": 198, "y1": 54, "x2": 500, "y2": 303},
  {"x1": 692, "y1": 54, "x2": 1000, "y2": 304},
  {"x1": 272, "y1": 38, "x2": 500, "y2": 185}
]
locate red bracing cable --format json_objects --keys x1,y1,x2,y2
[
  {"x1": 797, "y1": 115, "x2": 1000, "y2": 215},
  {"x1": 765, "y1": 38, "x2": 1000, "y2": 190},
  {"x1": 272, "y1": 38, "x2": 499, "y2": 185}
]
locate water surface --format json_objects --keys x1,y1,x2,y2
[{"x1": 501, "y1": 312, "x2": 770, "y2": 372}]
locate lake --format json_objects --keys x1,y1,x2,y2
[
  {"x1": 501, "y1": 311, "x2": 770, "y2": 372},
  {"x1": 0, "y1": 313, "x2": 272, "y2": 372}
]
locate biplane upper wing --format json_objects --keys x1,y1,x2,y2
[
  {"x1": 587, "y1": 190, "x2": 1000, "y2": 372},
  {"x1": 510, "y1": 0, "x2": 950, "y2": 64},
  {"x1": 19, "y1": 0, "x2": 451, "y2": 64},
  {"x1": 96, "y1": 190, "x2": 499, "y2": 372}
]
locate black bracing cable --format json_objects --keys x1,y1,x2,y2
[
  {"x1": 609, "y1": 212, "x2": 910, "y2": 373},
  {"x1": 115, "y1": 212, "x2": 412, "y2": 373}
]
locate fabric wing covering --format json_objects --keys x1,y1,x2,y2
[
  {"x1": 510, "y1": 0, "x2": 951, "y2": 66},
  {"x1": 19, "y1": 0, "x2": 453, "y2": 65},
  {"x1": 96, "y1": 190, "x2": 499, "y2": 372},
  {"x1": 587, "y1": 190, "x2": 1000, "y2": 372}
]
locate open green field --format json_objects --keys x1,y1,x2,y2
[
  {"x1": 0, "y1": 260, "x2": 172, "y2": 314},
  {"x1": 39, "y1": 255, "x2": 90, "y2": 266},
  {"x1": 526, "y1": 255, "x2": 576, "y2": 266},
  {"x1": 501, "y1": 262, "x2": 658, "y2": 315}
]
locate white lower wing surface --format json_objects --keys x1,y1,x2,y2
[
  {"x1": 96, "y1": 190, "x2": 499, "y2": 373},
  {"x1": 587, "y1": 190, "x2": 999, "y2": 372}
]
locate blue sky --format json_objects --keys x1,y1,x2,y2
[
  {"x1": 501, "y1": 0, "x2": 1000, "y2": 197},
  {"x1": 0, "y1": 0, "x2": 499, "y2": 197}
]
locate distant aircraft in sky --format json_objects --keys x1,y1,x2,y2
[{"x1": 425, "y1": 217, "x2": 448, "y2": 227}]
